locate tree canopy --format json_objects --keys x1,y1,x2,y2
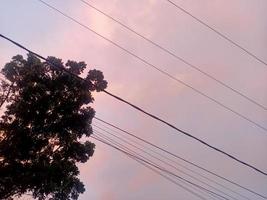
[{"x1": 0, "y1": 54, "x2": 107, "y2": 199}]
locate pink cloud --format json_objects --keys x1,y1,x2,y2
[{"x1": 128, "y1": 166, "x2": 159, "y2": 192}]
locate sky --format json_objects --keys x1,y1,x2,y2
[{"x1": 1, "y1": 0, "x2": 267, "y2": 199}]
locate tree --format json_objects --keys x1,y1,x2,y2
[{"x1": 0, "y1": 54, "x2": 107, "y2": 200}]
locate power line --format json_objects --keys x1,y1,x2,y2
[
  {"x1": 165, "y1": 0, "x2": 267, "y2": 67},
  {"x1": 93, "y1": 120, "x2": 251, "y2": 200},
  {"x1": 103, "y1": 89, "x2": 267, "y2": 176},
  {"x1": 78, "y1": 0, "x2": 267, "y2": 111},
  {"x1": 133, "y1": 159, "x2": 212, "y2": 200},
  {"x1": 131, "y1": 155, "x2": 212, "y2": 200},
  {"x1": 92, "y1": 132, "x2": 230, "y2": 200},
  {"x1": 92, "y1": 134, "x2": 210, "y2": 200},
  {"x1": 93, "y1": 125, "x2": 241, "y2": 200},
  {"x1": 35, "y1": 0, "x2": 267, "y2": 134},
  {"x1": 93, "y1": 120, "x2": 250, "y2": 200},
  {"x1": 1, "y1": 33, "x2": 267, "y2": 177},
  {"x1": 94, "y1": 117, "x2": 267, "y2": 199},
  {"x1": 92, "y1": 132, "x2": 222, "y2": 200}
]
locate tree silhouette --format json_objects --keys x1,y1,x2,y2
[{"x1": 0, "y1": 54, "x2": 107, "y2": 200}]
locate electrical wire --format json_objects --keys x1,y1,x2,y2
[
  {"x1": 91, "y1": 134, "x2": 210, "y2": 200},
  {"x1": 92, "y1": 132, "x2": 221, "y2": 200},
  {"x1": 93, "y1": 120, "x2": 250, "y2": 200},
  {"x1": 30, "y1": 0, "x2": 267, "y2": 173},
  {"x1": 0, "y1": 33, "x2": 266, "y2": 177},
  {"x1": 133, "y1": 159, "x2": 213, "y2": 200},
  {"x1": 165, "y1": 0, "x2": 267, "y2": 67},
  {"x1": 78, "y1": 0, "x2": 267, "y2": 111},
  {"x1": 93, "y1": 125, "x2": 241, "y2": 200},
  {"x1": 91, "y1": 132, "x2": 232, "y2": 200},
  {"x1": 35, "y1": 0, "x2": 267, "y2": 134},
  {"x1": 94, "y1": 117, "x2": 267, "y2": 199},
  {"x1": 104, "y1": 89, "x2": 267, "y2": 176},
  {"x1": 92, "y1": 132, "x2": 222, "y2": 200}
]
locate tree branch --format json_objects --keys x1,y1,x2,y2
[{"x1": 0, "y1": 82, "x2": 14, "y2": 108}]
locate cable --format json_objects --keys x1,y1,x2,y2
[
  {"x1": 35, "y1": 0, "x2": 267, "y2": 134},
  {"x1": 93, "y1": 120, "x2": 250, "y2": 200},
  {"x1": 92, "y1": 132, "x2": 222, "y2": 200},
  {"x1": 78, "y1": 0, "x2": 267, "y2": 111},
  {"x1": 92, "y1": 134, "x2": 210, "y2": 200},
  {"x1": 0, "y1": 33, "x2": 267, "y2": 177},
  {"x1": 165, "y1": 0, "x2": 267, "y2": 67},
  {"x1": 133, "y1": 159, "x2": 213, "y2": 200},
  {"x1": 94, "y1": 131, "x2": 235, "y2": 200},
  {"x1": 93, "y1": 122, "x2": 251, "y2": 200},
  {"x1": 94, "y1": 117, "x2": 267, "y2": 199},
  {"x1": 93, "y1": 125, "x2": 241, "y2": 200},
  {"x1": 93, "y1": 132, "x2": 222, "y2": 200},
  {"x1": 132, "y1": 155, "x2": 212, "y2": 200},
  {"x1": 91, "y1": 133, "x2": 232, "y2": 200},
  {"x1": 103, "y1": 89, "x2": 267, "y2": 176},
  {"x1": 21, "y1": 1, "x2": 267, "y2": 177}
]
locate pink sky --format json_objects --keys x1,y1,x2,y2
[{"x1": 1, "y1": 0, "x2": 267, "y2": 199}]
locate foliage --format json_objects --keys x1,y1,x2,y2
[{"x1": 0, "y1": 54, "x2": 107, "y2": 199}]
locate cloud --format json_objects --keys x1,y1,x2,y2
[
  {"x1": 2, "y1": 0, "x2": 267, "y2": 199},
  {"x1": 128, "y1": 167, "x2": 159, "y2": 192}
]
